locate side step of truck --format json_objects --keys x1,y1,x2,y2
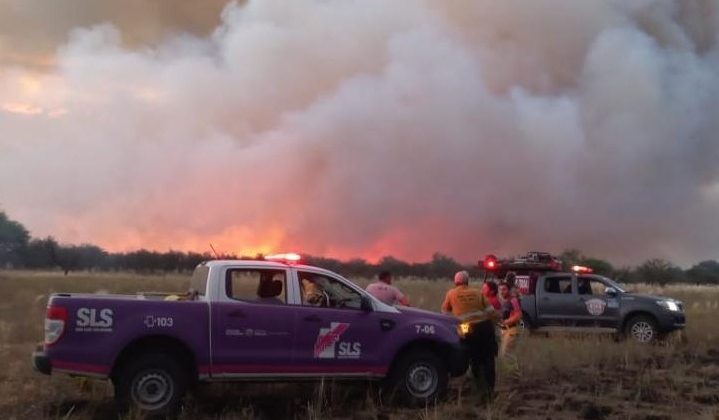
[{"x1": 533, "y1": 326, "x2": 618, "y2": 334}]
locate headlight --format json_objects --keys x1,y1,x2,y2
[{"x1": 657, "y1": 300, "x2": 680, "y2": 312}]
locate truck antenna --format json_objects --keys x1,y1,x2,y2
[{"x1": 209, "y1": 243, "x2": 220, "y2": 259}]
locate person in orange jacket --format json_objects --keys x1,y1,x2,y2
[{"x1": 441, "y1": 271, "x2": 497, "y2": 398}]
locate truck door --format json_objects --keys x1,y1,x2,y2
[
  {"x1": 211, "y1": 267, "x2": 296, "y2": 377},
  {"x1": 573, "y1": 276, "x2": 621, "y2": 328},
  {"x1": 536, "y1": 275, "x2": 575, "y2": 326},
  {"x1": 291, "y1": 271, "x2": 384, "y2": 377}
]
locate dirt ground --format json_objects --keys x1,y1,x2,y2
[{"x1": 1, "y1": 271, "x2": 718, "y2": 419}]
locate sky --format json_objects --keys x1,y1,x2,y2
[{"x1": 1, "y1": 0, "x2": 718, "y2": 266}]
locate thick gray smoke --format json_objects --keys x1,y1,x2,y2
[{"x1": 1, "y1": 0, "x2": 719, "y2": 265}]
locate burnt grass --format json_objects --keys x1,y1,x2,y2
[{"x1": 1, "y1": 271, "x2": 719, "y2": 419}]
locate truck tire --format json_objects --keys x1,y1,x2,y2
[
  {"x1": 625, "y1": 315, "x2": 658, "y2": 343},
  {"x1": 384, "y1": 349, "x2": 448, "y2": 407},
  {"x1": 114, "y1": 352, "x2": 188, "y2": 417}
]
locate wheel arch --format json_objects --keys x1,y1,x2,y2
[
  {"x1": 111, "y1": 335, "x2": 197, "y2": 382},
  {"x1": 621, "y1": 311, "x2": 659, "y2": 332},
  {"x1": 387, "y1": 339, "x2": 453, "y2": 376}
]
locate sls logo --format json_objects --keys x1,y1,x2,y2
[
  {"x1": 76, "y1": 308, "x2": 113, "y2": 332},
  {"x1": 314, "y1": 322, "x2": 362, "y2": 359}
]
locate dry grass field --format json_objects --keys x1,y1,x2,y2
[{"x1": 1, "y1": 270, "x2": 718, "y2": 419}]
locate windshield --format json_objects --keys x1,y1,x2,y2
[{"x1": 598, "y1": 276, "x2": 626, "y2": 293}]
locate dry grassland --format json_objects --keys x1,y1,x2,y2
[{"x1": 1, "y1": 270, "x2": 718, "y2": 419}]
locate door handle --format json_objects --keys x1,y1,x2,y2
[
  {"x1": 228, "y1": 309, "x2": 246, "y2": 318},
  {"x1": 303, "y1": 315, "x2": 321, "y2": 322},
  {"x1": 380, "y1": 319, "x2": 395, "y2": 331}
]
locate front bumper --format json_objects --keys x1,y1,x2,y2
[
  {"x1": 448, "y1": 342, "x2": 469, "y2": 377},
  {"x1": 657, "y1": 311, "x2": 686, "y2": 332},
  {"x1": 32, "y1": 350, "x2": 51, "y2": 375}
]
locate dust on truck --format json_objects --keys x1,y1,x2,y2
[
  {"x1": 482, "y1": 252, "x2": 686, "y2": 342},
  {"x1": 32, "y1": 255, "x2": 468, "y2": 415}
]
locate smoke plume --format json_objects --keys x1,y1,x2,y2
[{"x1": 1, "y1": 0, "x2": 719, "y2": 265}]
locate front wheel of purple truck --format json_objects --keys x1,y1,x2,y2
[
  {"x1": 113, "y1": 353, "x2": 188, "y2": 417},
  {"x1": 384, "y1": 349, "x2": 448, "y2": 407}
]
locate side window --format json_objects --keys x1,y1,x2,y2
[
  {"x1": 226, "y1": 269, "x2": 287, "y2": 304},
  {"x1": 298, "y1": 272, "x2": 362, "y2": 310},
  {"x1": 544, "y1": 276, "x2": 572, "y2": 294},
  {"x1": 581, "y1": 277, "x2": 609, "y2": 296}
]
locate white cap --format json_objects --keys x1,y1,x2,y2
[{"x1": 454, "y1": 270, "x2": 469, "y2": 285}]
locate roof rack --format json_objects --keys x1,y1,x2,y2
[{"x1": 481, "y1": 251, "x2": 563, "y2": 274}]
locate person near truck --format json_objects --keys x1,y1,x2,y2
[
  {"x1": 498, "y1": 281, "x2": 522, "y2": 358},
  {"x1": 482, "y1": 281, "x2": 501, "y2": 310},
  {"x1": 366, "y1": 271, "x2": 410, "y2": 306},
  {"x1": 441, "y1": 271, "x2": 497, "y2": 398}
]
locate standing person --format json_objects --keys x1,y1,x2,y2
[
  {"x1": 498, "y1": 282, "x2": 522, "y2": 358},
  {"x1": 366, "y1": 271, "x2": 410, "y2": 306},
  {"x1": 482, "y1": 281, "x2": 501, "y2": 311},
  {"x1": 441, "y1": 271, "x2": 497, "y2": 398},
  {"x1": 504, "y1": 272, "x2": 521, "y2": 297}
]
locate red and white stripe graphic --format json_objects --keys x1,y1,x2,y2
[{"x1": 314, "y1": 322, "x2": 349, "y2": 358}]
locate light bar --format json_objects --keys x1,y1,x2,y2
[
  {"x1": 265, "y1": 253, "x2": 302, "y2": 263},
  {"x1": 571, "y1": 265, "x2": 593, "y2": 273},
  {"x1": 482, "y1": 254, "x2": 499, "y2": 270}
]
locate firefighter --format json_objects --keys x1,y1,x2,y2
[
  {"x1": 441, "y1": 271, "x2": 497, "y2": 398},
  {"x1": 366, "y1": 271, "x2": 410, "y2": 306},
  {"x1": 498, "y1": 281, "x2": 522, "y2": 358},
  {"x1": 481, "y1": 280, "x2": 501, "y2": 311}
]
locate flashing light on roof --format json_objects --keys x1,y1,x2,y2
[
  {"x1": 571, "y1": 265, "x2": 593, "y2": 273},
  {"x1": 265, "y1": 253, "x2": 302, "y2": 263},
  {"x1": 483, "y1": 254, "x2": 499, "y2": 271}
]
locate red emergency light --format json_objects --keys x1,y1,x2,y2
[
  {"x1": 482, "y1": 254, "x2": 499, "y2": 271},
  {"x1": 571, "y1": 265, "x2": 593, "y2": 273},
  {"x1": 265, "y1": 253, "x2": 302, "y2": 264}
]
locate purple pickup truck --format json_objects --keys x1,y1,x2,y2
[{"x1": 33, "y1": 259, "x2": 468, "y2": 415}]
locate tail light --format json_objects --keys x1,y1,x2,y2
[{"x1": 45, "y1": 306, "x2": 68, "y2": 346}]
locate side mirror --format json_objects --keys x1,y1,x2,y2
[
  {"x1": 360, "y1": 296, "x2": 373, "y2": 312},
  {"x1": 605, "y1": 287, "x2": 617, "y2": 297}
]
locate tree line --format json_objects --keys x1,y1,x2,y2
[{"x1": 1, "y1": 211, "x2": 718, "y2": 284}]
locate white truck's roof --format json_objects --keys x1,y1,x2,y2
[{"x1": 200, "y1": 259, "x2": 327, "y2": 272}]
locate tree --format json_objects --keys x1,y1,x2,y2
[
  {"x1": 686, "y1": 260, "x2": 719, "y2": 285},
  {"x1": 0, "y1": 211, "x2": 30, "y2": 267},
  {"x1": 55, "y1": 244, "x2": 107, "y2": 274},
  {"x1": 634, "y1": 259, "x2": 684, "y2": 286},
  {"x1": 21, "y1": 237, "x2": 59, "y2": 268}
]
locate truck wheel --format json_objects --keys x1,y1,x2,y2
[
  {"x1": 384, "y1": 349, "x2": 448, "y2": 406},
  {"x1": 114, "y1": 353, "x2": 188, "y2": 417},
  {"x1": 625, "y1": 315, "x2": 658, "y2": 343}
]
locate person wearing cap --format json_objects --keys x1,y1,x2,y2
[
  {"x1": 498, "y1": 281, "x2": 522, "y2": 358},
  {"x1": 441, "y1": 271, "x2": 497, "y2": 398},
  {"x1": 366, "y1": 271, "x2": 410, "y2": 306}
]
